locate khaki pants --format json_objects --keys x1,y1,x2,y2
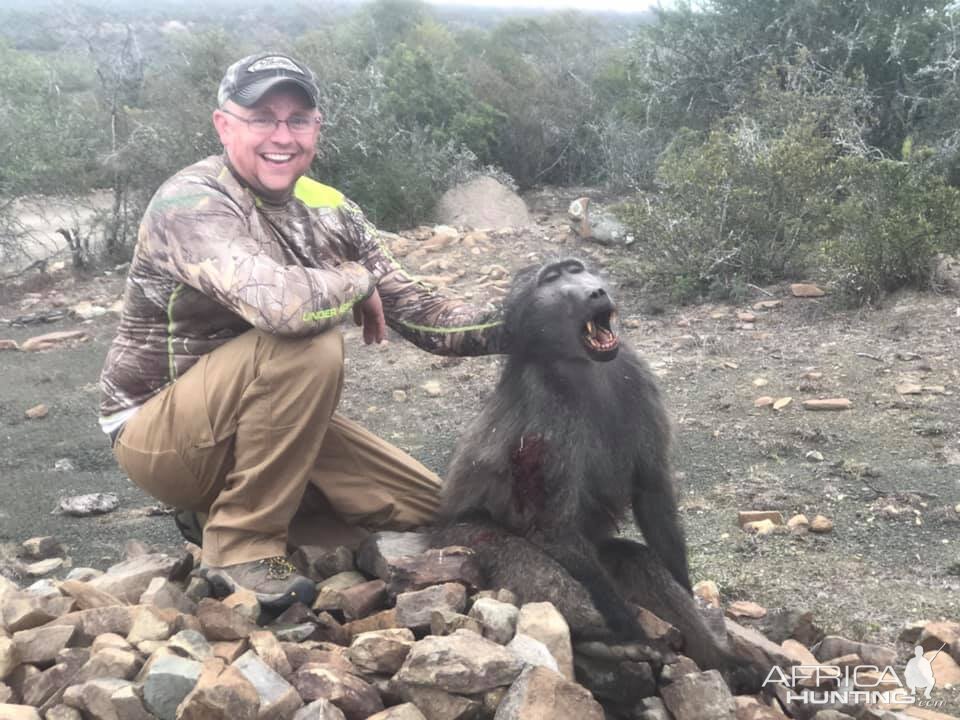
[{"x1": 114, "y1": 328, "x2": 442, "y2": 567}]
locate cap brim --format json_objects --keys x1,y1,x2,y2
[{"x1": 231, "y1": 76, "x2": 318, "y2": 108}]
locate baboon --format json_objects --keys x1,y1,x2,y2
[{"x1": 432, "y1": 258, "x2": 732, "y2": 672}]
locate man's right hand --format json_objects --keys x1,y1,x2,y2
[{"x1": 353, "y1": 288, "x2": 387, "y2": 344}]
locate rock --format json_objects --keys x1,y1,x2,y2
[
  {"x1": 293, "y1": 698, "x2": 349, "y2": 719},
  {"x1": 780, "y1": 639, "x2": 818, "y2": 666},
  {"x1": 802, "y1": 399, "x2": 852, "y2": 411},
  {"x1": 290, "y1": 546, "x2": 355, "y2": 583},
  {"x1": 734, "y1": 695, "x2": 789, "y2": 719},
  {"x1": 142, "y1": 655, "x2": 202, "y2": 720},
  {"x1": 752, "y1": 378, "x2": 769, "y2": 388},
  {"x1": 0, "y1": 703, "x2": 43, "y2": 720},
  {"x1": 786, "y1": 514, "x2": 810, "y2": 531},
  {"x1": 168, "y1": 629, "x2": 214, "y2": 661},
  {"x1": 421, "y1": 380, "x2": 444, "y2": 397},
  {"x1": 57, "y1": 580, "x2": 124, "y2": 610},
  {"x1": 89, "y1": 556, "x2": 181, "y2": 607},
  {"x1": 430, "y1": 610, "x2": 483, "y2": 637},
  {"x1": 693, "y1": 580, "x2": 721, "y2": 608},
  {"x1": 743, "y1": 519, "x2": 778, "y2": 535},
  {"x1": 74, "y1": 678, "x2": 137, "y2": 718},
  {"x1": 395, "y1": 583, "x2": 467, "y2": 630},
  {"x1": 338, "y1": 580, "x2": 387, "y2": 621},
  {"x1": 790, "y1": 284, "x2": 825, "y2": 298},
  {"x1": 64, "y1": 568, "x2": 102, "y2": 582},
  {"x1": 56, "y1": 492, "x2": 120, "y2": 516},
  {"x1": 75, "y1": 647, "x2": 141, "y2": 683},
  {"x1": 725, "y1": 620, "x2": 794, "y2": 669},
  {"x1": 347, "y1": 629, "x2": 415, "y2": 675},
  {"x1": 176, "y1": 660, "x2": 260, "y2": 720},
  {"x1": 395, "y1": 629, "x2": 524, "y2": 694},
  {"x1": 23, "y1": 558, "x2": 64, "y2": 577},
  {"x1": 185, "y1": 577, "x2": 211, "y2": 603},
  {"x1": 896, "y1": 382, "x2": 923, "y2": 395},
  {"x1": 233, "y1": 649, "x2": 304, "y2": 720},
  {"x1": 42, "y1": 605, "x2": 135, "y2": 645},
  {"x1": 660, "y1": 669, "x2": 736, "y2": 720},
  {"x1": 0, "y1": 340, "x2": 19, "y2": 351},
  {"x1": 359, "y1": 537, "x2": 481, "y2": 599},
  {"x1": 516, "y1": 602, "x2": 574, "y2": 682},
  {"x1": 44, "y1": 706, "x2": 81, "y2": 720},
  {"x1": 3, "y1": 592, "x2": 75, "y2": 632},
  {"x1": 70, "y1": 302, "x2": 108, "y2": 321},
  {"x1": 197, "y1": 598, "x2": 256, "y2": 640},
  {"x1": 568, "y1": 197, "x2": 631, "y2": 245},
  {"x1": 494, "y1": 666, "x2": 603, "y2": 719},
  {"x1": 127, "y1": 605, "x2": 174, "y2": 644},
  {"x1": 25, "y1": 404, "x2": 48, "y2": 419},
  {"x1": 726, "y1": 601, "x2": 767, "y2": 621},
  {"x1": 245, "y1": 630, "x2": 292, "y2": 678},
  {"x1": 753, "y1": 397, "x2": 775, "y2": 408},
  {"x1": 223, "y1": 589, "x2": 260, "y2": 623},
  {"x1": 506, "y1": 634, "x2": 559, "y2": 673},
  {"x1": 809, "y1": 515, "x2": 834, "y2": 534},
  {"x1": 12, "y1": 624, "x2": 75, "y2": 664},
  {"x1": 805, "y1": 450, "x2": 824, "y2": 462},
  {"x1": 109, "y1": 684, "x2": 153, "y2": 719},
  {"x1": 737, "y1": 511, "x2": 784, "y2": 528},
  {"x1": 20, "y1": 537, "x2": 65, "y2": 562},
  {"x1": 0, "y1": 637, "x2": 20, "y2": 678},
  {"x1": 435, "y1": 177, "x2": 530, "y2": 230},
  {"x1": 21, "y1": 662, "x2": 72, "y2": 706},
  {"x1": 313, "y1": 572, "x2": 367, "y2": 612},
  {"x1": 469, "y1": 598, "x2": 518, "y2": 645},
  {"x1": 918, "y1": 620, "x2": 960, "y2": 653},
  {"x1": 366, "y1": 704, "x2": 425, "y2": 720},
  {"x1": 660, "y1": 655, "x2": 701, "y2": 685},
  {"x1": 290, "y1": 663, "x2": 383, "y2": 719},
  {"x1": 927, "y1": 650, "x2": 960, "y2": 688},
  {"x1": 211, "y1": 639, "x2": 248, "y2": 664},
  {"x1": 813, "y1": 636, "x2": 896, "y2": 667},
  {"x1": 140, "y1": 577, "x2": 197, "y2": 615},
  {"x1": 399, "y1": 685, "x2": 482, "y2": 719},
  {"x1": 21, "y1": 330, "x2": 89, "y2": 352}
]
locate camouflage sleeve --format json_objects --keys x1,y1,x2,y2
[
  {"x1": 144, "y1": 181, "x2": 376, "y2": 337},
  {"x1": 339, "y1": 199, "x2": 506, "y2": 356}
]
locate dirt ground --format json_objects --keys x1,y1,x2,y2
[{"x1": 1, "y1": 190, "x2": 958, "y2": 710}]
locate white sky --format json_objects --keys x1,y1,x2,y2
[{"x1": 426, "y1": 0, "x2": 658, "y2": 12}]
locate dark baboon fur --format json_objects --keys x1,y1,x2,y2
[{"x1": 432, "y1": 258, "x2": 732, "y2": 672}]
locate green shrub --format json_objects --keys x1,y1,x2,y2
[
  {"x1": 618, "y1": 122, "x2": 837, "y2": 303},
  {"x1": 821, "y1": 154, "x2": 960, "y2": 304}
]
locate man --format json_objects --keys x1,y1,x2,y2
[{"x1": 99, "y1": 52, "x2": 503, "y2": 609}]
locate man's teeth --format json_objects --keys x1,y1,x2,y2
[{"x1": 263, "y1": 153, "x2": 293, "y2": 162}]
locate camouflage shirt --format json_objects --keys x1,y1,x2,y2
[{"x1": 99, "y1": 154, "x2": 504, "y2": 420}]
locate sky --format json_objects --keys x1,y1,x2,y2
[{"x1": 426, "y1": 0, "x2": 658, "y2": 12}]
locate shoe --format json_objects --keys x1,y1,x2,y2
[
  {"x1": 174, "y1": 509, "x2": 205, "y2": 546},
  {"x1": 202, "y1": 556, "x2": 316, "y2": 610}
]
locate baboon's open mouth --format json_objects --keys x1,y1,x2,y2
[{"x1": 582, "y1": 309, "x2": 619, "y2": 357}]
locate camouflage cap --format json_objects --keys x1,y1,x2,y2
[{"x1": 217, "y1": 52, "x2": 320, "y2": 108}]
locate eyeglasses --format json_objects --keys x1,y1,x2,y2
[{"x1": 220, "y1": 107, "x2": 322, "y2": 135}]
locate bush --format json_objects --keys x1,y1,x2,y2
[
  {"x1": 618, "y1": 122, "x2": 837, "y2": 303},
  {"x1": 821, "y1": 153, "x2": 960, "y2": 304}
]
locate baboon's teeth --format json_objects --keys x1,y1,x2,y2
[{"x1": 586, "y1": 320, "x2": 595, "y2": 335}]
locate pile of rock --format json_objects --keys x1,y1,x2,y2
[{"x1": 1, "y1": 531, "x2": 957, "y2": 720}]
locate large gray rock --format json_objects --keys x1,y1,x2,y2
[
  {"x1": 813, "y1": 635, "x2": 897, "y2": 667},
  {"x1": 347, "y1": 628, "x2": 415, "y2": 675},
  {"x1": 292, "y1": 699, "x2": 348, "y2": 720},
  {"x1": 395, "y1": 629, "x2": 524, "y2": 694},
  {"x1": 358, "y1": 532, "x2": 481, "y2": 598},
  {"x1": 289, "y1": 663, "x2": 383, "y2": 720},
  {"x1": 516, "y1": 603, "x2": 574, "y2": 682},
  {"x1": 494, "y1": 666, "x2": 603, "y2": 720},
  {"x1": 140, "y1": 577, "x2": 197, "y2": 615},
  {"x1": 167, "y1": 629, "x2": 214, "y2": 661},
  {"x1": 434, "y1": 176, "x2": 530, "y2": 230},
  {"x1": 505, "y1": 634, "x2": 558, "y2": 673},
  {"x1": 87, "y1": 554, "x2": 178, "y2": 603},
  {"x1": 469, "y1": 598, "x2": 518, "y2": 645},
  {"x1": 396, "y1": 685, "x2": 481, "y2": 720},
  {"x1": 395, "y1": 584, "x2": 467, "y2": 630},
  {"x1": 233, "y1": 649, "x2": 304, "y2": 720},
  {"x1": 142, "y1": 655, "x2": 203, "y2": 720},
  {"x1": 660, "y1": 669, "x2": 736, "y2": 720},
  {"x1": 12, "y1": 624, "x2": 75, "y2": 664}
]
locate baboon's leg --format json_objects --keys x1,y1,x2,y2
[{"x1": 598, "y1": 538, "x2": 732, "y2": 672}]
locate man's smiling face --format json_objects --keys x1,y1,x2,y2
[{"x1": 213, "y1": 85, "x2": 320, "y2": 202}]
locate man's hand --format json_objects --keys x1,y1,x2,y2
[{"x1": 353, "y1": 288, "x2": 386, "y2": 344}]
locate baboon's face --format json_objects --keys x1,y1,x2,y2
[{"x1": 508, "y1": 259, "x2": 620, "y2": 362}]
